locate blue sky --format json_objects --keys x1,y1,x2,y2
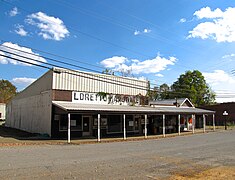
[{"x1": 1, "y1": 0, "x2": 235, "y2": 102}]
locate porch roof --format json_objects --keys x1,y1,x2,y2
[{"x1": 52, "y1": 101, "x2": 215, "y2": 115}]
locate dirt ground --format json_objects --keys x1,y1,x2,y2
[
  {"x1": 0, "y1": 124, "x2": 235, "y2": 179},
  {"x1": 170, "y1": 166, "x2": 235, "y2": 180},
  {"x1": 1, "y1": 130, "x2": 234, "y2": 179}
]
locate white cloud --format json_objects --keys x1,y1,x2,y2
[
  {"x1": 0, "y1": 42, "x2": 47, "y2": 66},
  {"x1": 100, "y1": 56, "x2": 127, "y2": 68},
  {"x1": 11, "y1": 77, "x2": 36, "y2": 91},
  {"x1": 14, "y1": 24, "x2": 28, "y2": 36},
  {"x1": 0, "y1": 51, "x2": 8, "y2": 64},
  {"x1": 26, "y1": 12, "x2": 69, "y2": 41},
  {"x1": 101, "y1": 55, "x2": 177, "y2": 75},
  {"x1": 143, "y1": 28, "x2": 151, "y2": 33},
  {"x1": 134, "y1": 30, "x2": 140, "y2": 35},
  {"x1": 203, "y1": 70, "x2": 235, "y2": 103},
  {"x1": 222, "y1": 54, "x2": 235, "y2": 59},
  {"x1": 138, "y1": 76, "x2": 147, "y2": 81},
  {"x1": 203, "y1": 70, "x2": 235, "y2": 85},
  {"x1": 9, "y1": 7, "x2": 19, "y2": 17},
  {"x1": 155, "y1": 73, "x2": 164, "y2": 77},
  {"x1": 134, "y1": 28, "x2": 151, "y2": 35},
  {"x1": 12, "y1": 77, "x2": 36, "y2": 86},
  {"x1": 194, "y1": 7, "x2": 223, "y2": 19},
  {"x1": 179, "y1": 18, "x2": 186, "y2": 23},
  {"x1": 188, "y1": 7, "x2": 235, "y2": 42}
]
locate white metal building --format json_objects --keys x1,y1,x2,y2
[
  {"x1": 6, "y1": 67, "x2": 215, "y2": 140},
  {"x1": 6, "y1": 67, "x2": 148, "y2": 137},
  {"x1": 0, "y1": 103, "x2": 6, "y2": 120}
]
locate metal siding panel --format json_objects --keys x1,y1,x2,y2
[{"x1": 52, "y1": 68, "x2": 148, "y2": 95}]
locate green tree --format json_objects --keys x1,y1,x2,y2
[
  {"x1": 147, "y1": 86, "x2": 159, "y2": 100},
  {"x1": 0, "y1": 79, "x2": 17, "y2": 103},
  {"x1": 102, "y1": 68, "x2": 114, "y2": 75},
  {"x1": 171, "y1": 70, "x2": 215, "y2": 106},
  {"x1": 159, "y1": 83, "x2": 171, "y2": 100}
]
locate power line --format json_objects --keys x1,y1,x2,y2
[
  {"x1": 0, "y1": 54, "x2": 51, "y2": 69},
  {"x1": 0, "y1": 41, "x2": 168, "y2": 88},
  {"x1": 1, "y1": 48, "x2": 208, "y2": 96},
  {"x1": 2, "y1": 0, "x2": 200, "y2": 72},
  {"x1": 0, "y1": 50, "x2": 150, "y2": 91},
  {"x1": 0, "y1": 41, "x2": 158, "y2": 88},
  {"x1": 1, "y1": 46, "x2": 217, "y2": 97},
  {"x1": 0, "y1": 39, "x2": 105, "y2": 70},
  {"x1": 2, "y1": 51, "x2": 224, "y2": 100},
  {"x1": 1, "y1": 0, "x2": 151, "y2": 59},
  {"x1": 54, "y1": 0, "x2": 202, "y2": 70},
  {"x1": 0, "y1": 43, "x2": 102, "y2": 73}
]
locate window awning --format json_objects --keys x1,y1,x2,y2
[{"x1": 52, "y1": 101, "x2": 215, "y2": 115}]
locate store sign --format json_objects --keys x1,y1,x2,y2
[{"x1": 72, "y1": 91, "x2": 140, "y2": 105}]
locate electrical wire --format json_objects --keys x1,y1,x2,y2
[
  {"x1": 0, "y1": 43, "x2": 102, "y2": 73},
  {"x1": 1, "y1": 46, "x2": 221, "y2": 97},
  {"x1": 1, "y1": 0, "x2": 151, "y2": 59},
  {"x1": 0, "y1": 39, "x2": 105, "y2": 70},
  {"x1": 0, "y1": 50, "x2": 150, "y2": 91},
  {"x1": 0, "y1": 48, "x2": 206, "y2": 95}
]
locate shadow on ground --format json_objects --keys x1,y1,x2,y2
[{"x1": 0, "y1": 123, "x2": 49, "y2": 140}]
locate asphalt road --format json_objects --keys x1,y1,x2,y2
[{"x1": 0, "y1": 130, "x2": 235, "y2": 179}]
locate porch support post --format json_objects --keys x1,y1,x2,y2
[
  {"x1": 144, "y1": 114, "x2": 147, "y2": 138},
  {"x1": 213, "y1": 114, "x2": 215, "y2": 131},
  {"x1": 203, "y1": 114, "x2": 206, "y2": 133},
  {"x1": 68, "y1": 113, "x2": 71, "y2": 144},
  {"x1": 123, "y1": 114, "x2": 126, "y2": 140},
  {"x1": 98, "y1": 114, "x2": 101, "y2": 142},
  {"x1": 163, "y1": 114, "x2": 166, "y2": 137},
  {"x1": 192, "y1": 114, "x2": 195, "y2": 134},
  {"x1": 178, "y1": 114, "x2": 181, "y2": 136}
]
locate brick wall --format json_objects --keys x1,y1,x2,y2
[
  {"x1": 201, "y1": 102, "x2": 235, "y2": 126},
  {"x1": 52, "y1": 90, "x2": 72, "y2": 101}
]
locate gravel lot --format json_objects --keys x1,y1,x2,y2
[{"x1": 0, "y1": 130, "x2": 234, "y2": 179}]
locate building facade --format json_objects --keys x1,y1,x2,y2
[
  {"x1": 0, "y1": 103, "x2": 6, "y2": 120},
  {"x1": 6, "y1": 68, "x2": 215, "y2": 139},
  {"x1": 201, "y1": 102, "x2": 235, "y2": 126}
]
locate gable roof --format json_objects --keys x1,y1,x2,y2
[{"x1": 149, "y1": 98, "x2": 194, "y2": 108}]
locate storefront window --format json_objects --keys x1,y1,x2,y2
[
  {"x1": 93, "y1": 115, "x2": 107, "y2": 126},
  {"x1": 71, "y1": 114, "x2": 82, "y2": 130},
  {"x1": 59, "y1": 114, "x2": 68, "y2": 130},
  {"x1": 59, "y1": 114, "x2": 82, "y2": 131},
  {"x1": 108, "y1": 115, "x2": 122, "y2": 133}
]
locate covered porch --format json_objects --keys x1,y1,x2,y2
[{"x1": 52, "y1": 101, "x2": 215, "y2": 143}]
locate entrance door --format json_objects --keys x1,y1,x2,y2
[{"x1": 83, "y1": 116, "x2": 91, "y2": 136}]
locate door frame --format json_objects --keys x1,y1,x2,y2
[{"x1": 82, "y1": 116, "x2": 92, "y2": 136}]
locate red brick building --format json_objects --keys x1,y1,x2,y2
[{"x1": 201, "y1": 102, "x2": 235, "y2": 126}]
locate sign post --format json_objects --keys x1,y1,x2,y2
[{"x1": 223, "y1": 111, "x2": 228, "y2": 130}]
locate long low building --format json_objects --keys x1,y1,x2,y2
[{"x1": 6, "y1": 68, "x2": 215, "y2": 140}]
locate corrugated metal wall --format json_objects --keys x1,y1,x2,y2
[
  {"x1": 6, "y1": 91, "x2": 52, "y2": 136},
  {"x1": 52, "y1": 68, "x2": 148, "y2": 96},
  {"x1": 0, "y1": 104, "x2": 6, "y2": 120}
]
